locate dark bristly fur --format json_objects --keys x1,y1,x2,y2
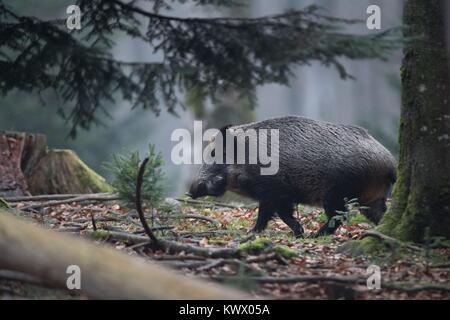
[{"x1": 188, "y1": 116, "x2": 397, "y2": 237}]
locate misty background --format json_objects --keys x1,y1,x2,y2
[{"x1": 0, "y1": 0, "x2": 403, "y2": 196}]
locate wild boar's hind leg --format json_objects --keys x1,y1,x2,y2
[
  {"x1": 276, "y1": 202, "x2": 304, "y2": 238},
  {"x1": 251, "y1": 200, "x2": 275, "y2": 233}
]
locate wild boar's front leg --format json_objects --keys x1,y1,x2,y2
[
  {"x1": 251, "y1": 200, "x2": 275, "y2": 233},
  {"x1": 276, "y1": 202, "x2": 304, "y2": 238},
  {"x1": 314, "y1": 189, "x2": 348, "y2": 237}
]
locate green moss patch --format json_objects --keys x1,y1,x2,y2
[
  {"x1": 238, "y1": 237, "x2": 271, "y2": 254},
  {"x1": 0, "y1": 198, "x2": 10, "y2": 209},
  {"x1": 273, "y1": 245, "x2": 298, "y2": 259}
]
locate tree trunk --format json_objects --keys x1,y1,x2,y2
[
  {"x1": 0, "y1": 131, "x2": 112, "y2": 196},
  {"x1": 0, "y1": 132, "x2": 46, "y2": 196},
  {"x1": 380, "y1": 0, "x2": 450, "y2": 242}
]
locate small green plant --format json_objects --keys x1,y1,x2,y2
[
  {"x1": 350, "y1": 213, "x2": 372, "y2": 225},
  {"x1": 104, "y1": 144, "x2": 166, "y2": 209},
  {"x1": 317, "y1": 212, "x2": 328, "y2": 222},
  {"x1": 329, "y1": 198, "x2": 369, "y2": 227}
]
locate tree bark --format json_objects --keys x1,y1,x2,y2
[
  {"x1": 0, "y1": 132, "x2": 45, "y2": 196},
  {"x1": 0, "y1": 210, "x2": 247, "y2": 299},
  {"x1": 0, "y1": 131, "x2": 112, "y2": 196},
  {"x1": 380, "y1": 0, "x2": 450, "y2": 242}
]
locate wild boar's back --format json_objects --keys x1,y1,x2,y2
[{"x1": 226, "y1": 116, "x2": 397, "y2": 206}]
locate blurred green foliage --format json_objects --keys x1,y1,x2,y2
[{"x1": 103, "y1": 144, "x2": 166, "y2": 209}]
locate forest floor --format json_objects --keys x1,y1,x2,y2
[{"x1": 2, "y1": 197, "x2": 450, "y2": 300}]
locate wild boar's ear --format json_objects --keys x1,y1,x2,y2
[
  {"x1": 218, "y1": 124, "x2": 238, "y2": 163},
  {"x1": 219, "y1": 124, "x2": 233, "y2": 137}
]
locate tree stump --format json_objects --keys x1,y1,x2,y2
[{"x1": 0, "y1": 131, "x2": 112, "y2": 196}]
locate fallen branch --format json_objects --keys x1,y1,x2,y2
[
  {"x1": 0, "y1": 197, "x2": 10, "y2": 208},
  {"x1": 168, "y1": 214, "x2": 219, "y2": 225},
  {"x1": 246, "y1": 253, "x2": 289, "y2": 265},
  {"x1": 382, "y1": 282, "x2": 450, "y2": 293},
  {"x1": 177, "y1": 230, "x2": 229, "y2": 237},
  {"x1": 232, "y1": 275, "x2": 366, "y2": 285},
  {"x1": 176, "y1": 198, "x2": 256, "y2": 209},
  {"x1": 199, "y1": 259, "x2": 264, "y2": 274},
  {"x1": 197, "y1": 259, "x2": 226, "y2": 272},
  {"x1": 87, "y1": 229, "x2": 239, "y2": 258},
  {"x1": 132, "y1": 226, "x2": 174, "y2": 233},
  {"x1": 360, "y1": 230, "x2": 423, "y2": 252},
  {"x1": 87, "y1": 229, "x2": 149, "y2": 244},
  {"x1": 153, "y1": 255, "x2": 207, "y2": 261},
  {"x1": 158, "y1": 239, "x2": 240, "y2": 258},
  {"x1": 3, "y1": 193, "x2": 117, "y2": 203},
  {"x1": 0, "y1": 210, "x2": 247, "y2": 299},
  {"x1": 214, "y1": 275, "x2": 450, "y2": 293},
  {"x1": 0, "y1": 269, "x2": 51, "y2": 287},
  {"x1": 20, "y1": 194, "x2": 120, "y2": 211},
  {"x1": 162, "y1": 261, "x2": 211, "y2": 269},
  {"x1": 430, "y1": 263, "x2": 450, "y2": 269}
]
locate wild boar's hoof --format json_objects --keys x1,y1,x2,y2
[
  {"x1": 313, "y1": 224, "x2": 337, "y2": 238},
  {"x1": 293, "y1": 232, "x2": 304, "y2": 239},
  {"x1": 249, "y1": 226, "x2": 265, "y2": 234}
]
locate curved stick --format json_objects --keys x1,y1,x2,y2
[{"x1": 135, "y1": 157, "x2": 158, "y2": 243}]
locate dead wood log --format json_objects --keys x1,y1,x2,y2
[{"x1": 0, "y1": 211, "x2": 247, "y2": 299}]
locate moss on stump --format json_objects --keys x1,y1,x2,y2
[{"x1": 27, "y1": 149, "x2": 112, "y2": 195}]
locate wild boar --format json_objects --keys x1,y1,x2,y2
[{"x1": 187, "y1": 116, "x2": 396, "y2": 237}]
